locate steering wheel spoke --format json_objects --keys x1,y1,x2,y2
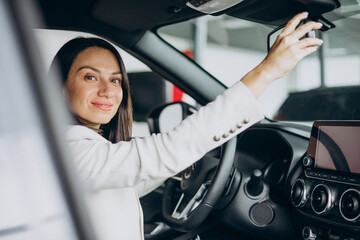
[
  {"x1": 171, "y1": 183, "x2": 209, "y2": 220},
  {"x1": 170, "y1": 176, "x2": 182, "y2": 181}
]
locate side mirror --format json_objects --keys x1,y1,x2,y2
[{"x1": 147, "y1": 102, "x2": 198, "y2": 134}]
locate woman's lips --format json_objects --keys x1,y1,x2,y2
[{"x1": 91, "y1": 102, "x2": 113, "y2": 111}]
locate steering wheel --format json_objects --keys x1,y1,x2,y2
[{"x1": 162, "y1": 137, "x2": 237, "y2": 231}]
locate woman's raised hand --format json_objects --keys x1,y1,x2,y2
[
  {"x1": 241, "y1": 12, "x2": 323, "y2": 98},
  {"x1": 260, "y1": 12, "x2": 324, "y2": 81}
]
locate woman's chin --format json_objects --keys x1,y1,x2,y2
[{"x1": 78, "y1": 117, "x2": 111, "y2": 128}]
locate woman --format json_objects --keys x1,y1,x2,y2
[{"x1": 52, "y1": 13, "x2": 323, "y2": 239}]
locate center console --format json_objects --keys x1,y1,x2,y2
[{"x1": 290, "y1": 121, "x2": 360, "y2": 240}]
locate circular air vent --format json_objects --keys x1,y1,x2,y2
[
  {"x1": 339, "y1": 189, "x2": 360, "y2": 222},
  {"x1": 291, "y1": 179, "x2": 306, "y2": 207},
  {"x1": 311, "y1": 184, "x2": 332, "y2": 214}
]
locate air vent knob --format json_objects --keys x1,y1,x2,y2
[
  {"x1": 302, "y1": 226, "x2": 317, "y2": 240},
  {"x1": 303, "y1": 156, "x2": 313, "y2": 167}
]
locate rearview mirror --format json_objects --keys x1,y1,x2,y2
[
  {"x1": 267, "y1": 24, "x2": 285, "y2": 52},
  {"x1": 267, "y1": 20, "x2": 317, "y2": 52},
  {"x1": 147, "y1": 102, "x2": 198, "y2": 134}
]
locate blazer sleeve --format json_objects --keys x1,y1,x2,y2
[{"x1": 66, "y1": 81, "x2": 264, "y2": 192}]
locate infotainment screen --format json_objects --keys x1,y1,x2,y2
[{"x1": 308, "y1": 121, "x2": 360, "y2": 175}]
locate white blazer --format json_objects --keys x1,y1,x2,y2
[{"x1": 66, "y1": 81, "x2": 264, "y2": 239}]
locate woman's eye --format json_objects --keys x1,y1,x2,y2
[
  {"x1": 85, "y1": 75, "x2": 96, "y2": 81},
  {"x1": 112, "y1": 79, "x2": 121, "y2": 85}
]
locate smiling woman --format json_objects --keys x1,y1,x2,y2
[
  {"x1": 65, "y1": 47, "x2": 124, "y2": 130},
  {"x1": 50, "y1": 37, "x2": 133, "y2": 142}
]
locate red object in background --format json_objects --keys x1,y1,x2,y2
[
  {"x1": 183, "y1": 50, "x2": 194, "y2": 59},
  {"x1": 172, "y1": 50, "x2": 193, "y2": 102},
  {"x1": 173, "y1": 85, "x2": 184, "y2": 102}
]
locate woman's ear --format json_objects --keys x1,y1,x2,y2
[{"x1": 62, "y1": 87, "x2": 68, "y2": 100}]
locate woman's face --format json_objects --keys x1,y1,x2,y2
[{"x1": 64, "y1": 46, "x2": 123, "y2": 129}]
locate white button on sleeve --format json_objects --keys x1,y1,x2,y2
[{"x1": 213, "y1": 136, "x2": 221, "y2": 142}]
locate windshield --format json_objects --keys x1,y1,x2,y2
[{"x1": 158, "y1": 1, "x2": 360, "y2": 122}]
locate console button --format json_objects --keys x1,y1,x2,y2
[
  {"x1": 348, "y1": 177, "x2": 356, "y2": 184},
  {"x1": 321, "y1": 173, "x2": 329, "y2": 178},
  {"x1": 330, "y1": 175, "x2": 338, "y2": 181},
  {"x1": 314, "y1": 172, "x2": 321, "y2": 178},
  {"x1": 338, "y1": 176, "x2": 347, "y2": 182},
  {"x1": 328, "y1": 232, "x2": 340, "y2": 240},
  {"x1": 306, "y1": 171, "x2": 315, "y2": 177}
]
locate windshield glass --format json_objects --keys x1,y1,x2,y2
[{"x1": 158, "y1": 1, "x2": 360, "y2": 122}]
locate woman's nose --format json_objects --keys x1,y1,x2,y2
[{"x1": 98, "y1": 80, "x2": 113, "y2": 97}]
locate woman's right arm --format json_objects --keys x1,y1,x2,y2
[{"x1": 67, "y1": 80, "x2": 263, "y2": 191}]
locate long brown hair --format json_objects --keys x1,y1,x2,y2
[{"x1": 50, "y1": 37, "x2": 133, "y2": 142}]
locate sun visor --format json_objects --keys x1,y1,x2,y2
[
  {"x1": 186, "y1": 0, "x2": 246, "y2": 14},
  {"x1": 225, "y1": 0, "x2": 340, "y2": 26},
  {"x1": 91, "y1": 0, "x2": 189, "y2": 31}
]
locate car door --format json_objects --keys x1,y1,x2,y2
[{"x1": 0, "y1": 1, "x2": 95, "y2": 239}]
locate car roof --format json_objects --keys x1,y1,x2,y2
[
  {"x1": 36, "y1": 0, "x2": 340, "y2": 48},
  {"x1": 36, "y1": 0, "x2": 203, "y2": 48}
]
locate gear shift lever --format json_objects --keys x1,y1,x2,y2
[{"x1": 246, "y1": 169, "x2": 264, "y2": 196}]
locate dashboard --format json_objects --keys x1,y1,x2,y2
[
  {"x1": 216, "y1": 121, "x2": 360, "y2": 240},
  {"x1": 291, "y1": 121, "x2": 360, "y2": 240},
  {"x1": 141, "y1": 118, "x2": 360, "y2": 240}
]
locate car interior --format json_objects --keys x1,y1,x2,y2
[{"x1": 1, "y1": 0, "x2": 360, "y2": 239}]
